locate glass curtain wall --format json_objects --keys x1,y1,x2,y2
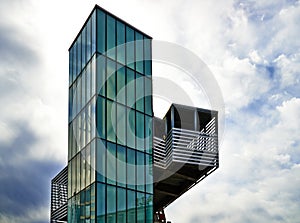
[{"x1": 68, "y1": 5, "x2": 153, "y2": 223}]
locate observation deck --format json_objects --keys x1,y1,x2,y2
[{"x1": 153, "y1": 104, "x2": 219, "y2": 211}]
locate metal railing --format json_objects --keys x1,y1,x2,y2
[{"x1": 154, "y1": 127, "x2": 218, "y2": 169}]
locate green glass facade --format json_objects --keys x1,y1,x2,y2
[{"x1": 67, "y1": 6, "x2": 153, "y2": 223}]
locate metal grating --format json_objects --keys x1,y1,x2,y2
[{"x1": 50, "y1": 166, "x2": 68, "y2": 223}]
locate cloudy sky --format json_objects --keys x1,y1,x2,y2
[{"x1": 0, "y1": 0, "x2": 299, "y2": 222}]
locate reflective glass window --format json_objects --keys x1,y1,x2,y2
[
  {"x1": 69, "y1": 49, "x2": 73, "y2": 85},
  {"x1": 82, "y1": 70, "x2": 86, "y2": 106},
  {"x1": 87, "y1": 18, "x2": 92, "y2": 62},
  {"x1": 96, "y1": 139, "x2": 106, "y2": 183},
  {"x1": 107, "y1": 15, "x2": 116, "y2": 60},
  {"x1": 107, "y1": 59, "x2": 116, "y2": 100},
  {"x1": 96, "y1": 54, "x2": 106, "y2": 97},
  {"x1": 136, "y1": 73, "x2": 144, "y2": 113},
  {"x1": 86, "y1": 145, "x2": 91, "y2": 187},
  {"x1": 116, "y1": 104, "x2": 126, "y2": 146},
  {"x1": 82, "y1": 26, "x2": 87, "y2": 68},
  {"x1": 107, "y1": 185, "x2": 116, "y2": 223},
  {"x1": 91, "y1": 140, "x2": 95, "y2": 183},
  {"x1": 136, "y1": 151, "x2": 145, "y2": 192},
  {"x1": 91, "y1": 10, "x2": 96, "y2": 55},
  {"x1": 96, "y1": 96, "x2": 106, "y2": 139},
  {"x1": 117, "y1": 145, "x2": 126, "y2": 187},
  {"x1": 76, "y1": 154, "x2": 81, "y2": 193},
  {"x1": 107, "y1": 142, "x2": 116, "y2": 185},
  {"x1": 127, "y1": 108, "x2": 135, "y2": 149},
  {"x1": 127, "y1": 190, "x2": 136, "y2": 223},
  {"x1": 86, "y1": 63, "x2": 91, "y2": 101},
  {"x1": 96, "y1": 10, "x2": 106, "y2": 54},
  {"x1": 136, "y1": 112, "x2": 145, "y2": 151},
  {"x1": 117, "y1": 187, "x2": 126, "y2": 223},
  {"x1": 145, "y1": 194, "x2": 153, "y2": 223},
  {"x1": 135, "y1": 32, "x2": 144, "y2": 74},
  {"x1": 117, "y1": 21, "x2": 125, "y2": 64},
  {"x1": 127, "y1": 148, "x2": 136, "y2": 189},
  {"x1": 144, "y1": 38, "x2": 151, "y2": 77},
  {"x1": 126, "y1": 68, "x2": 135, "y2": 109},
  {"x1": 106, "y1": 100, "x2": 116, "y2": 143},
  {"x1": 116, "y1": 64, "x2": 126, "y2": 105},
  {"x1": 145, "y1": 115, "x2": 152, "y2": 154},
  {"x1": 81, "y1": 148, "x2": 86, "y2": 190},
  {"x1": 78, "y1": 34, "x2": 82, "y2": 73},
  {"x1": 96, "y1": 183, "x2": 106, "y2": 222},
  {"x1": 145, "y1": 77, "x2": 152, "y2": 116},
  {"x1": 137, "y1": 192, "x2": 145, "y2": 223},
  {"x1": 145, "y1": 154, "x2": 153, "y2": 193},
  {"x1": 91, "y1": 96, "x2": 96, "y2": 139},
  {"x1": 126, "y1": 26, "x2": 135, "y2": 69},
  {"x1": 91, "y1": 55, "x2": 96, "y2": 97}
]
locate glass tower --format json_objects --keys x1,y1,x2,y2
[{"x1": 67, "y1": 5, "x2": 153, "y2": 223}]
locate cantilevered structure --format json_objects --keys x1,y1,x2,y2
[{"x1": 50, "y1": 5, "x2": 219, "y2": 223}]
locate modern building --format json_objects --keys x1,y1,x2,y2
[{"x1": 50, "y1": 5, "x2": 219, "y2": 223}]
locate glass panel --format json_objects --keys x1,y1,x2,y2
[
  {"x1": 117, "y1": 145, "x2": 126, "y2": 187},
  {"x1": 107, "y1": 59, "x2": 116, "y2": 100},
  {"x1": 91, "y1": 140, "x2": 95, "y2": 183},
  {"x1": 76, "y1": 154, "x2": 81, "y2": 193},
  {"x1": 91, "y1": 96, "x2": 96, "y2": 139},
  {"x1": 71, "y1": 46, "x2": 76, "y2": 84},
  {"x1": 107, "y1": 142, "x2": 116, "y2": 185},
  {"x1": 71, "y1": 157, "x2": 76, "y2": 196},
  {"x1": 145, "y1": 115, "x2": 152, "y2": 154},
  {"x1": 82, "y1": 69, "x2": 86, "y2": 107},
  {"x1": 96, "y1": 96, "x2": 106, "y2": 139},
  {"x1": 137, "y1": 192, "x2": 145, "y2": 223},
  {"x1": 91, "y1": 55, "x2": 96, "y2": 97},
  {"x1": 96, "y1": 10, "x2": 105, "y2": 54},
  {"x1": 96, "y1": 54, "x2": 106, "y2": 97},
  {"x1": 145, "y1": 194, "x2": 153, "y2": 223},
  {"x1": 117, "y1": 187, "x2": 126, "y2": 223},
  {"x1": 77, "y1": 35, "x2": 82, "y2": 75},
  {"x1": 86, "y1": 63, "x2": 91, "y2": 101},
  {"x1": 126, "y1": 68, "x2": 135, "y2": 109},
  {"x1": 136, "y1": 73, "x2": 144, "y2": 112},
  {"x1": 81, "y1": 148, "x2": 86, "y2": 191},
  {"x1": 91, "y1": 10, "x2": 96, "y2": 55},
  {"x1": 86, "y1": 101, "x2": 91, "y2": 144},
  {"x1": 145, "y1": 154, "x2": 153, "y2": 194},
  {"x1": 68, "y1": 160, "x2": 71, "y2": 198},
  {"x1": 127, "y1": 190, "x2": 136, "y2": 223},
  {"x1": 80, "y1": 190, "x2": 86, "y2": 219},
  {"x1": 127, "y1": 108, "x2": 135, "y2": 149},
  {"x1": 144, "y1": 38, "x2": 151, "y2": 77},
  {"x1": 144, "y1": 77, "x2": 152, "y2": 116},
  {"x1": 116, "y1": 104, "x2": 126, "y2": 146},
  {"x1": 116, "y1": 64, "x2": 126, "y2": 105},
  {"x1": 91, "y1": 183, "x2": 95, "y2": 220},
  {"x1": 107, "y1": 185, "x2": 116, "y2": 223},
  {"x1": 82, "y1": 26, "x2": 87, "y2": 68},
  {"x1": 136, "y1": 112, "x2": 145, "y2": 151},
  {"x1": 126, "y1": 26, "x2": 135, "y2": 69},
  {"x1": 127, "y1": 148, "x2": 136, "y2": 189},
  {"x1": 69, "y1": 48, "x2": 73, "y2": 85},
  {"x1": 96, "y1": 139, "x2": 106, "y2": 183},
  {"x1": 137, "y1": 151, "x2": 145, "y2": 192},
  {"x1": 96, "y1": 183, "x2": 106, "y2": 222},
  {"x1": 87, "y1": 18, "x2": 91, "y2": 62},
  {"x1": 135, "y1": 32, "x2": 144, "y2": 74},
  {"x1": 77, "y1": 77, "x2": 82, "y2": 113},
  {"x1": 107, "y1": 15, "x2": 116, "y2": 60},
  {"x1": 86, "y1": 145, "x2": 91, "y2": 187},
  {"x1": 116, "y1": 21, "x2": 125, "y2": 64},
  {"x1": 106, "y1": 100, "x2": 116, "y2": 143}
]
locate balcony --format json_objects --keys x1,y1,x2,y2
[{"x1": 153, "y1": 104, "x2": 219, "y2": 211}]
